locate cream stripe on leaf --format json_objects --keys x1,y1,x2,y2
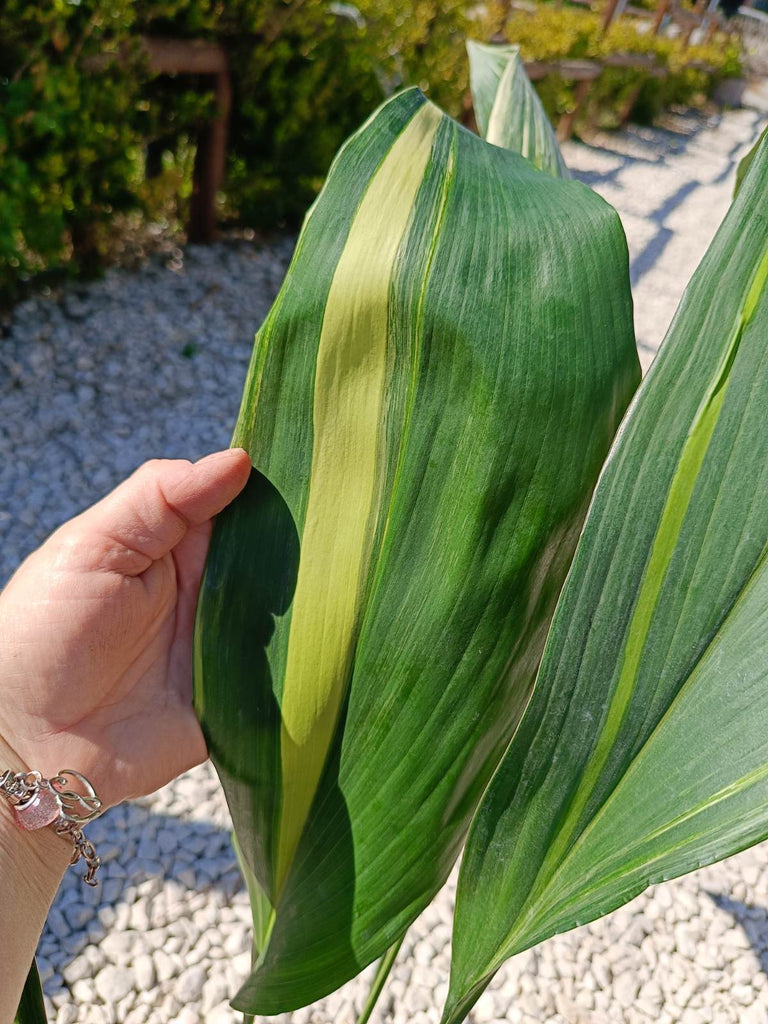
[
  {"x1": 193, "y1": 90, "x2": 429, "y2": 907},
  {"x1": 195, "y1": 87, "x2": 639, "y2": 1016},
  {"x1": 446, "y1": 128, "x2": 768, "y2": 1024},
  {"x1": 276, "y1": 102, "x2": 442, "y2": 892}
]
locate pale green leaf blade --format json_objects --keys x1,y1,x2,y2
[
  {"x1": 467, "y1": 40, "x2": 569, "y2": 178},
  {"x1": 446, "y1": 129, "x2": 768, "y2": 1024},
  {"x1": 467, "y1": 39, "x2": 518, "y2": 138},
  {"x1": 195, "y1": 89, "x2": 638, "y2": 1014}
]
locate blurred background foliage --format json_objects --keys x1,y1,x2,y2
[
  {"x1": 0, "y1": 0, "x2": 740, "y2": 301},
  {"x1": 503, "y1": 6, "x2": 741, "y2": 129}
]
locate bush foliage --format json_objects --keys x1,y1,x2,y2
[
  {"x1": 505, "y1": 7, "x2": 741, "y2": 129},
  {"x1": 0, "y1": 0, "x2": 472, "y2": 298},
  {"x1": 0, "y1": 0, "x2": 740, "y2": 299},
  {"x1": 0, "y1": 2, "x2": 145, "y2": 290}
]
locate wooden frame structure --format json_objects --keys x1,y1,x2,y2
[
  {"x1": 139, "y1": 39, "x2": 232, "y2": 244},
  {"x1": 517, "y1": 0, "x2": 732, "y2": 140},
  {"x1": 87, "y1": 37, "x2": 231, "y2": 243},
  {"x1": 89, "y1": 12, "x2": 733, "y2": 238}
]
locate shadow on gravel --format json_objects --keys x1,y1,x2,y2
[
  {"x1": 629, "y1": 179, "x2": 699, "y2": 286},
  {"x1": 47, "y1": 804, "x2": 245, "y2": 922},
  {"x1": 709, "y1": 892, "x2": 768, "y2": 974},
  {"x1": 573, "y1": 109, "x2": 764, "y2": 292},
  {"x1": 38, "y1": 806, "x2": 246, "y2": 999}
]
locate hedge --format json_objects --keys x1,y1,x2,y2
[
  {"x1": 0, "y1": 0, "x2": 473, "y2": 299},
  {"x1": 0, "y1": 0, "x2": 740, "y2": 300}
]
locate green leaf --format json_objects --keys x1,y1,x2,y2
[
  {"x1": 734, "y1": 124, "x2": 767, "y2": 198},
  {"x1": 445, "y1": 125, "x2": 768, "y2": 1024},
  {"x1": 14, "y1": 962, "x2": 46, "y2": 1024},
  {"x1": 194, "y1": 87, "x2": 639, "y2": 1014},
  {"x1": 467, "y1": 40, "x2": 569, "y2": 179}
]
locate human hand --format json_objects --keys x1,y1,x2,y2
[{"x1": 0, "y1": 450, "x2": 251, "y2": 809}]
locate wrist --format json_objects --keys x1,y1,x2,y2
[
  {"x1": 0, "y1": 743, "x2": 71, "y2": 1024},
  {"x1": 0, "y1": 794, "x2": 71, "y2": 885},
  {"x1": 0, "y1": 735, "x2": 75, "y2": 885}
]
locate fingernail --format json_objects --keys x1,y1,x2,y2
[{"x1": 195, "y1": 448, "x2": 249, "y2": 465}]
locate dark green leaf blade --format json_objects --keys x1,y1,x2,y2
[
  {"x1": 14, "y1": 962, "x2": 46, "y2": 1024},
  {"x1": 446, "y1": 128, "x2": 768, "y2": 1024},
  {"x1": 195, "y1": 89, "x2": 638, "y2": 1014}
]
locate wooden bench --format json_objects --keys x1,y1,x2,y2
[
  {"x1": 139, "y1": 39, "x2": 231, "y2": 244},
  {"x1": 525, "y1": 59, "x2": 604, "y2": 138},
  {"x1": 515, "y1": 0, "x2": 731, "y2": 137}
]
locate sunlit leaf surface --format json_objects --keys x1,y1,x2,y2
[
  {"x1": 194, "y1": 88, "x2": 638, "y2": 1015},
  {"x1": 446, "y1": 130, "x2": 768, "y2": 1024}
]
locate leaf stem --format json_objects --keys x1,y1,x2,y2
[{"x1": 357, "y1": 934, "x2": 406, "y2": 1024}]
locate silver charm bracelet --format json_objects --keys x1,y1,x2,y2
[{"x1": 0, "y1": 769, "x2": 103, "y2": 885}]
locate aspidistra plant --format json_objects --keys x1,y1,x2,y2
[{"x1": 194, "y1": 85, "x2": 639, "y2": 1014}]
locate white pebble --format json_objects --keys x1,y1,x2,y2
[
  {"x1": 133, "y1": 953, "x2": 156, "y2": 990},
  {"x1": 94, "y1": 965, "x2": 135, "y2": 1002},
  {"x1": 176, "y1": 964, "x2": 207, "y2": 1002}
]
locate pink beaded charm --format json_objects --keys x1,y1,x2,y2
[
  {"x1": 14, "y1": 786, "x2": 62, "y2": 830},
  {"x1": 1, "y1": 767, "x2": 103, "y2": 884}
]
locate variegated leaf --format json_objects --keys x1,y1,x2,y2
[
  {"x1": 445, "y1": 126, "x2": 768, "y2": 1024},
  {"x1": 194, "y1": 88, "x2": 638, "y2": 1014}
]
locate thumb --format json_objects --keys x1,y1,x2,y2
[{"x1": 64, "y1": 449, "x2": 252, "y2": 575}]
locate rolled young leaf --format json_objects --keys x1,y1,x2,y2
[
  {"x1": 445, "y1": 129, "x2": 768, "y2": 1024},
  {"x1": 467, "y1": 40, "x2": 569, "y2": 179},
  {"x1": 194, "y1": 87, "x2": 639, "y2": 1014}
]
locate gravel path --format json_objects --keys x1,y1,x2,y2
[{"x1": 1, "y1": 106, "x2": 766, "y2": 1024}]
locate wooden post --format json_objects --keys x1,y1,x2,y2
[
  {"x1": 139, "y1": 37, "x2": 228, "y2": 76},
  {"x1": 678, "y1": 0, "x2": 709, "y2": 47},
  {"x1": 704, "y1": 11, "x2": 720, "y2": 41},
  {"x1": 138, "y1": 38, "x2": 231, "y2": 244},
  {"x1": 679, "y1": 21, "x2": 695, "y2": 48},
  {"x1": 618, "y1": 83, "x2": 643, "y2": 126},
  {"x1": 651, "y1": 0, "x2": 672, "y2": 34},
  {"x1": 523, "y1": 60, "x2": 602, "y2": 142},
  {"x1": 699, "y1": 0, "x2": 721, "y2": 41},
  {"x1": 557, "y1": 79, "x2": 592, "y2": 141},
  {"x1": 189, "y1": 67, "x2": 231, "y2": 243},
  {"x1": 495, "y1": 0, "x2": 514, "y2": 35},
  {"x1": 601, "y1": 0, "x2": 628, "y2": 33},
  {"x1": 81, "y1": 37, "x2": 232, "y2": 244}
]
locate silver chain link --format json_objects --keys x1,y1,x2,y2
[
  {"x1": 55, "y1": 818, "x2": 102, "y2": 886},
  {"x1": 0, "y1": 768, "x2": 41, "y2": 802}
]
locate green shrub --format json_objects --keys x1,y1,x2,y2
[
  {"x1": 0, "y1": 2, "x2": 147, "y2": 297},
  {"x1": 0, "y1": 0, "x2": 474, "y2": 299},
  {"x1": 137, "y1": 0, "x2": 473, "y2": 225},
  {"x1": 0, "y1": 0, "x2": 741, "y2": 301}
]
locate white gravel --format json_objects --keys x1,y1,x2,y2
[{"x1": 1, "y1": 106, "x2": 766, "y2": 1024}]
